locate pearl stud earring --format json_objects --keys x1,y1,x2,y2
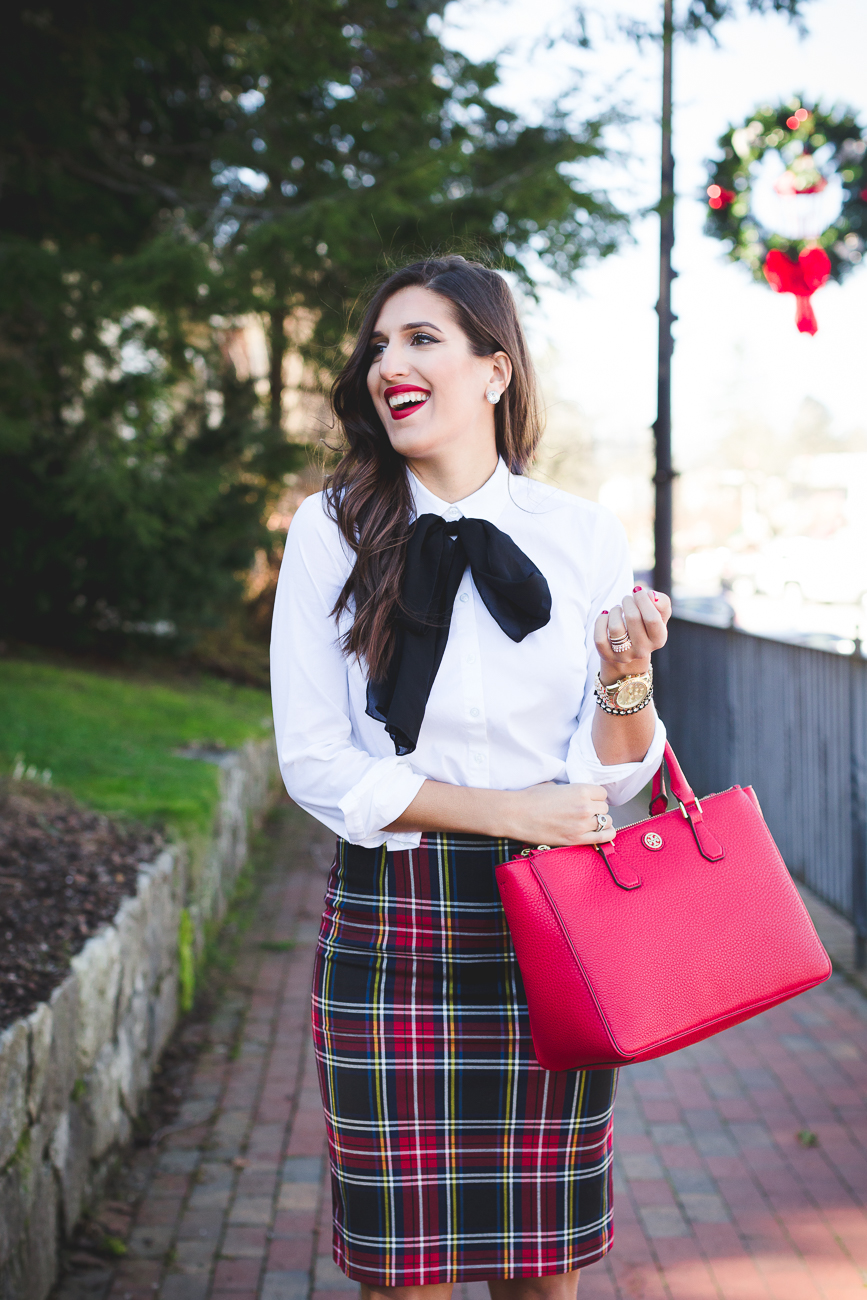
[{"x1": 486, "y1": 390, "x2": 500, "y2": 405}]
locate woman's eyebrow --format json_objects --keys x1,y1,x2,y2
[{"x1": 370, "y1": 320, "x2": 445, "y2": 340}]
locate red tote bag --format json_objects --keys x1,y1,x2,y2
[{"x1": 496, "y1": 742, "x2": 831, "y2": 1071}]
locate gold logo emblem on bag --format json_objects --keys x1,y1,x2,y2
[{"x1": 643, "y1": 831, "x2": 664, "y2": 851}]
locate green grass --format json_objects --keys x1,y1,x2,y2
[{"x1": 0, "y1": 659, "x2": 272, "y2": 838}]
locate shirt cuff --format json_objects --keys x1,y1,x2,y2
[
  {"x1": 567, "y1": 714, "x2": 667, "y2": 806},
  {"x1": 338, "y1": 756, "x2": 427, "y2": 848}
]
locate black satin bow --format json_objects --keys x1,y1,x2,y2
[{"x1": 366, "y1": 513, "x2": 552, "y2": 755}]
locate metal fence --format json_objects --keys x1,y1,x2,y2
[{"x1": 654, "y1": 617, "x2": 867, "y2": 967}]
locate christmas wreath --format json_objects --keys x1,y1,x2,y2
[{"x1": 705, "y1": 98, "x2": 867, "y2": 334}]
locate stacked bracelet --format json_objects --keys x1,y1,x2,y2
[
  {"x1": 593, "y1": 669, "x2": 654, "y2": 715},
  {"x1": 594, "y1": 683, "x2": 654, "y2": 715}
]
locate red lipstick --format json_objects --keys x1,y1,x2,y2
[{"x1": 383, "y1": 384, "x2": 431, "y2": 420}]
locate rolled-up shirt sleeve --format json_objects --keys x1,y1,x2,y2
[
  {"x1": 565, "y1": 508, "x2": 666, "y2": 805},
  {"x1": 270, "y1": 495, "x2": 426, "y2": 848}
]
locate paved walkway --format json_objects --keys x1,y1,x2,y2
[{"x1": 57, "y1": 804, "x2": 867, "y2": 1300}]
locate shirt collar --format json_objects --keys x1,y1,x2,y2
[{"x1": 407, "y1": 457, "x2": 513, "y2": 526}]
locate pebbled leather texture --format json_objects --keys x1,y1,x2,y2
[{"x1": 496, "y1": 753, "x2": 832, "y2": 1072}]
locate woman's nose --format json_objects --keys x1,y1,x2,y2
[{"x1": 378, "y1": 345, "x2": 409, "y2": 380}]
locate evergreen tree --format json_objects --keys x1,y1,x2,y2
[
  {"x1": 1, "y1": 1, "x2": 301, "y2": 649},
  {"x1": 0, "y1": 0, "x2": 628, "y2": 653},
  {"x1": 204, "y1": 1, "x2": 626, "y2": 421}
]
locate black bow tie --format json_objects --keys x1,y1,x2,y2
[{"x1": 366, "y1": 513, "x2": 552, "y2": 756}]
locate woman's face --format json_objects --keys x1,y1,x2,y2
[{"x1": 366, "y1": 285, "x2": 511, "y2": 471}]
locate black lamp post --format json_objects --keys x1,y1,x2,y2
[{"x1": 653, "y1": 0, "x2": 677, "y2": 598}]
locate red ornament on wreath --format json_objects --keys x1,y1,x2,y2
[{"x1": 705, "y1": 98, "x2": 867, "y2": 335}]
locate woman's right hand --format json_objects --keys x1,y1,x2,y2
[{"x1": 506, "y1": 782, "x2": 616, "y2": 847}]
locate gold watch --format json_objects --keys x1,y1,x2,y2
[{"x1": 595, "y1": 668, "x2": 653, "y2": 713}]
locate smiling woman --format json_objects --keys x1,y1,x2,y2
[
  {"x1": 368, "y1": 295, "x2": 510, "y2": 473},
  {"x1": 329, "y1": 259, "x2": 539, "y2": 681},
  {"x1": 269, "y1": 255, "x2": 670, "y2": 1300}
]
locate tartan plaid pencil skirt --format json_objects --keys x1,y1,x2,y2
[{"x1": 311, "y1": 832, "x2": 618, "y2": 1286}]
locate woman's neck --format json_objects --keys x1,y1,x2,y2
[{"x1": 405, "y1": 447, "x2": 500, "y2": 505}]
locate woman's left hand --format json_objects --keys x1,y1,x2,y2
[{"x1": 594, "y1": 584, "x2": 672, "y2": 682}]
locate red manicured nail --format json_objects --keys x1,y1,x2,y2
[
  {"x1": 601, "y1": 610, "x2": 608, "y2": 615},
  {"x1": 633, "y1": 585, "x2": 642, "y2": 593},
  {"x1": 652, "y1": 591, "x2": 659, "y2": 602}
]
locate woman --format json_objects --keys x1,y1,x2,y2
[{"x1": 270, "y1": 256, "x2": 670, "y2": 1300}]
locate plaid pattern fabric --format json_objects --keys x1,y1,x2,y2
[{"x1": 312, "y1": 833, "x2": 617, "y2": 1285}]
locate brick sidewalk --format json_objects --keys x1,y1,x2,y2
[{"x1": 57, "y1": 807, "x2": 867, "y2": 1300}]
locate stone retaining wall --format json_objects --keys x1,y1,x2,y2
[{"x1": 0, "y1": 738, "x2": 278, "y2": 1300}]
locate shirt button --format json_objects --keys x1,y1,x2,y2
[
  {"x1": 467, "y1": 654, "x2": 475, "y2": 664},
  {"x1": 470, "y1": 707, "x2": 480, "y2": 717},
  {"x1": 459, "y1": 592, "x2": 469, "y2": 603},
  {"x1": 444, "y1": 507, "x2": 461, "y2": 521},
  {"x1": 473, "y1": 752, "x2": 484, "y2": 764}
]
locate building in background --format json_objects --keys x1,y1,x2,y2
[{"x1": 534, "y1": 367, "x2": 867, "y2": 650}]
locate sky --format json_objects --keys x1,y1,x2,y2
[{"x1": 441, "y1": 0, "x2": 867, "y2": 467}]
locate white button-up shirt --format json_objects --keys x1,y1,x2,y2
[{"x1": 270, "y1": 459, "x2": 666, "y2": 849}]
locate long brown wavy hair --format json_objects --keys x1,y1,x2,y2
[{"x1": 326, "y1": 255, "x2": 543, "y2": 679}]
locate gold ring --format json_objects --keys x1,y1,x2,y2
[{"x1": 595, "y1": 813, "x2": 608, "y2": 832}]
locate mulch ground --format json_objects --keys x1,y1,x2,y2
[{"x1": 0, "y1": 779, "x2": 162, "y2": 1031}]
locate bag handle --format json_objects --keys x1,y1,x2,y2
[
  {"x1": 649, "y1": 742, "x2": 725, "y2": 863},
  {"x1": 649, "y1": 764, "x2": 669, "y2": 817},
  {"x1": 650, "y1": 741, "x2": 698, "y2": 813}
]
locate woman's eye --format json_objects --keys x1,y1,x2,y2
[{"x1": 370, "y1": 331, "x2": 437, "y2": 360}]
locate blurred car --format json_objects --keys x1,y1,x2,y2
[
  {"x1": 671, "y1": 595, "x2": 735, "y2": 628},
  {"x1": 749, "y1": 536, "x2": 867, "y2": 606},
  {"x1": 766, "y1": 629, "x2": 857, "y2": 655}
]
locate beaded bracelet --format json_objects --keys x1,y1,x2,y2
[{"x1": 593, "y1": 683, "x2": 654, "y2": 716}]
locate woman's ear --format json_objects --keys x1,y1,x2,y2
[{"x1": 488, "y1": 350, "x2": 513, "y2": 394}]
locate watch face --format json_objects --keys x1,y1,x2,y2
[{"x1": 616, "y1": 679, "x2": 649, "y2": 709}]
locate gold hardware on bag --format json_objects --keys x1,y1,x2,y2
[{"x1": 678, "y1": 797, "x2": 703, "y2": 819}]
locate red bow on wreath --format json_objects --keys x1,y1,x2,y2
[{"x1": 762, "y1": 247, "x2": 831, "y2": 336}]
